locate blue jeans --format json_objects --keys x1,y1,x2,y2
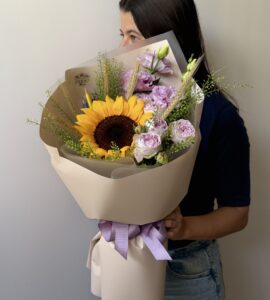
[{"x1": 164, "y1": 240, "x2": 225, "y2": 300}]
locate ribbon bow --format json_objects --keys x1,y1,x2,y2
[{"x1": 98, "y1": 221, "x2": 172, "y2": 261}]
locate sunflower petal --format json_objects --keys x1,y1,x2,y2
[
  {"x1": 113, "y1": 96, "x2": 124, "y2": 115},
  {"x1": 92, "y1": 101, "x2": 109, "y2": 119},
  {"x1": 106, "y1": 150, "x2": 115, "y2": 158},
  {"x1": 80, "y1": 134, "x2": 96, "y2": 143},
  {"x1": 74, "y1": 125, "x2": 86, "y2": 135},
  {"x1": 95, "y1": 148, "x2": 108, "y2": 157},
  {"x1": 127, "y1": 96, "x2": 138, "y2": 115},
  {"x1": 105, "y1": 96, "x2": 115, "y2": 115},
  {"x1": 129, "y1": 99, "x2": 144, "y2": 121},
  {"x1": 120, "y1": 146, "x2": 130, "y2": 157},
  {"x1": 138, "y1": 112, "x2": 153, "y2": 126},
  {"x1": 83, "y1": 109, "x2": 103, "y2": 124},
  {"x1": 122, "y1": 100, "x2": 129, "y2": 116}
]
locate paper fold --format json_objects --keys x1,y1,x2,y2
[{"x1": 87, "y1": 233, "x2": 167, "y2": 300}]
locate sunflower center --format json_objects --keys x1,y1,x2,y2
[{"x1": 94, "y1": 116, "x2": 136, "y2": 150}]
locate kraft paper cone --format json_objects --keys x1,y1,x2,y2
[{"x1": 87, "y1": 233, "x2": 167, "y2": 300}]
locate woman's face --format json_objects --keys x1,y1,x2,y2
[{"x1": 119, "y1": 11, "x2": 144, "y2": 47}]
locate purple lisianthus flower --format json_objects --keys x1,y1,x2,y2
[
  {"x1": 170, "y1": 119, "x2": 195, "y2": 144},
  {"x1": 135, "y1": 93, "x2": 153, "y2": 102},
  {"x1": 135, "y1": 93, "x2": 157, "y2": 113},
  {"x1": 156, "y1": 58, "x2": 174, "y2": 75},
  {"x1": 122, "y1": 70, "x2": 155, "y2": 92},
  {"x1": 144, "y1": 101, "x2": 158, "y2": 113},
  {"x1": 148, "y1": 119, "x2": 168, "y2": 137},
  {"x1": 138, "y1": 53, "x2": 173, "y2": 75},
  {"x1": 151, "y1": 85, "x2": 177, "y2": 109},
  {"x1": 137, "y1": 53, "x2": 153, "y2": 69},
  {"x1": 134, "y1": 133, "x2": 162, "y2": 163}
]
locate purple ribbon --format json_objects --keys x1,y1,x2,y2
[{"x1": 98, "y1": 221, "x2": 172, "y2": 261}]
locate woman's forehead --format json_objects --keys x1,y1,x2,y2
[{"x1": 120, "y1": 11, "x2": 141, "y2": 34}]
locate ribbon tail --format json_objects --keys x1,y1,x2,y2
[
  {"x1": 142, "y1": 233, "x2": 172, "y2": 261},
  {"x1": 113, "y1": 222, "x2": 129, "y2": 259},
  {"x1": 141, "y1": 224, "x2": 172, "y2": 261}
]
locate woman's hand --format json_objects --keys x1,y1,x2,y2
[
  {"x1": 164, "y1": 206, "x2": 187, "y2": 240},
  {"x1": 164, "y1": 206, "x2": 249, "y2": 241}
]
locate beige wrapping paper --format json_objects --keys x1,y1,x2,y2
[
  {"x1": 44, "y1": 118, "x2": 202, "y2": 225},
  {"x1": 87, "y1": 233, "x2": 167, "y2": 300},
  {"x1": 39, "y1": 32, "x2": 205, "y2": 300}
]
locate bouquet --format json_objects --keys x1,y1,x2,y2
[{"x1": 38, "y1": 31, "x2": 205, "y2": 300}]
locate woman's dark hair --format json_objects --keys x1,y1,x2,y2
[{"x1": 119, "y1": 0, "x2": 210, "y2": 86}]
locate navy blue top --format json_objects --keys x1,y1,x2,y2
[{"x1": 169, "y1": 92, "x2": 250, "y2": 249}]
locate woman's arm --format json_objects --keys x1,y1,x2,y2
[{"x1": 164, "y1": 205, "x2": 249, "y2": 241}]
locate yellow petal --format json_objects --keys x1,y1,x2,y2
[
  {"x1": 95, "y1": 148, "x2": 108, "y2": 157},
  {"x1": 129, "y1": 100, "x2": 144, "y2": 121},
  {"x1": 105, "y1": 96, "x2": 115, "y2": 115},
  {"x1": 122, "y1": 100, "x2": 129, "y2": 116},
  {"x1": 92, "y1": 101, "x2": 108, "y2": 119},
  {"x1": 74, "y1": 125, "x2": 85, "y2": 135},
  {"x1": 83, "y1": 109, "x2": 102, "y2": 124},
  {"x1": 120, "y1": 146, "x2": 130, "y2": 157},
  {"x1": 80, "y1": 135, "x2": 96, "y2": 145},
  {"x1": 113, "y1": 96, "x2": 124, "y2": 115},
  {"x1": 138, "y1": 112, "x2": 153, "y2": 126},
  {"x1": 106, "y1": 150, "x2": 115, "y2": 158},
  {"x1": 76, "y1": 114, "x2": 89, "y2": 123},
  {"x1": 127, "y1": 96, "x2": 138, "y2": 115},
  {"x1": 76, "y1": 121, "x2": 96, "y2": 134}
]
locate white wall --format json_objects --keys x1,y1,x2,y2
[
  {"x1": 196, "y1": 1, "x2": 270, "y2": 299},
  {"x1": 0, "y1": 1, "x2": 119, "y2": 300},
  {"x1": 0, "y1": 0, "x2": 269, "y2": 300}
]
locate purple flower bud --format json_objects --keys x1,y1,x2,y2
[
  {"x1": 156, "y1": 58, "x2": 174, "y2": 75},
  {"x1": 122, "y1": 70, "x2": 155, "y2": 93},
  {"x1": 170, "y1": 120, "x2": 195, "y2": 144},
  {"x1": 151, "y1": 86, "x2": 177, "y2": 109},
  {"x1": 138, "y1": 53, "x2": 173, "y2": 75},
  {"x1": 134, "y1": 133, "x2": 162, "y2": 163},
  {"x1": 138, "y1": 53, "x2": 154, "y2": 69},
  {"x1": 148, "y1": 119, "x2": 168, "y2": 137}
]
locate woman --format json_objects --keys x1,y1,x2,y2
[{"x1": 119, "y1": 0, "x2": 250, "y2": 299}]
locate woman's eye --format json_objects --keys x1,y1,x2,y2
[{"x1": 130, "y1": 35, "x2": 138, "y2": 42}]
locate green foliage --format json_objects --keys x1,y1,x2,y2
[
  {"x1": 166, "y1": 95, "x2": 196, "y2": 124},
  {"x1": 79, "y1": 140, "x2": 100, "y2": 159},
  {"x1": 95, "y1": 54, "x2": 124, "y2": 100},
  {"x1": 166, "y1": 83, "x2": 196, "y2": 124},
  {"x1": 201, "y1": 73, "x2": 221, "y2": 98},
  {"x1": 105, "y1": 141, "x2": 121, "y2": 160},
  {"x1": 41, "y1": 110, "x2": 97, "y2": 159},
  {"x1": 165, "y1": 136, "x2": 195, "y2": 157}
]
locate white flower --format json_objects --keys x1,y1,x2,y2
[
  {"x1": 170, "y1": 119, "x2": 195, "y2": 143},
  {"x1": 134, "y1": 133, "x2": 162, "y2": 163}
]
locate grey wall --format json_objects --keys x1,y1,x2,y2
[{"x1": 0, "y1": 0, "x2": 269, "y2": 300}]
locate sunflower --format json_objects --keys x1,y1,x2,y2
[{"x1": 75, "y1": 95, "x2": 152, "y2": 158}]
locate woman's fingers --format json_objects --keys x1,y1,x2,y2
[
  {"x1": 165, "y1": 206, "x2": 180, "y2": 220},
  {"x1": 167, "y1": 228, "x2": 178, "y2": 238},
  {"x1": 163, "y1": 206, "x2": 184, "y2": 239},
  {"x1": 164, "y1": 220, "x2": 177, "y2": 228}
]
